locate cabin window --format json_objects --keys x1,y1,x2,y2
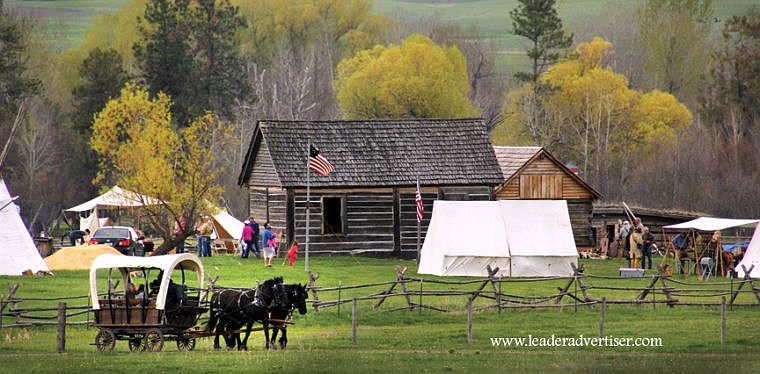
[{"x1": 322, "y1": 196, "x2": 343, "y2": 235}]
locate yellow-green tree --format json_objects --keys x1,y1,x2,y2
[
  {"x1": 91, "y1": 83, "x2": 224, "y2": 254},
  {"x1": 498, "y1": 37, "x2": 692, "y2": 198},
  {"x1": 334, "y1": 34, "x2": 478, "y2": 119}
]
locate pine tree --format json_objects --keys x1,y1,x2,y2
[{"x1": 510, "y1": 0, "x2": 573, "y2": 83}]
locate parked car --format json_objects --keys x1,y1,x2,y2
[{"x1": 88, "y1": 226, "x2": 146, "y2": 256}]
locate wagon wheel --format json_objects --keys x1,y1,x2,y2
[
  {"x1": 95, "y1": 329, "x2": 116, "y2": 352},
  {"x1": 176, "y1": 335, "x2": 196, "y2": 351},
  {"x1": 128, "y1": 334, "x2": 144, "y2": 352},
  {"x1": 143, "y1": 329, "x2": 164, "y2": 352}
]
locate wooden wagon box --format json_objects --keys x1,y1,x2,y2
[{"x1": 95, "y1": 299, "x2": 161, "y2": 326}]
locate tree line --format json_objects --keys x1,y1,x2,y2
[{"x1": 0, "y1": 0, "x2": 758, "y2": 247}]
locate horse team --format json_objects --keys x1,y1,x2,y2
[{"x1": 206, "y1": 277, "x2": 309, "y2": 350}]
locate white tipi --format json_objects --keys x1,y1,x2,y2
[{"x1": 0, "y1": 178, "x2": 50, "y2": 275}]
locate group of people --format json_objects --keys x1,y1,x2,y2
[
  {"x1": 241, "y1": 217, "x2": 299, "y2": 267},
  {"x1": 170, "y1": 214, "x2": 299, "y2": 266},
  {"x1": 618, "y1": 218, "x2": 656, "y2": 270}
]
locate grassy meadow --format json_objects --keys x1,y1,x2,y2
[{"x1": 3, "y1": 255, "x2": 760, "y2": 372}]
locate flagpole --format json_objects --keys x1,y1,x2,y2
[
  {"x1": 306, "y1": 138, "x2": 311, "y2": 272},
  {"x1": 416, "y1": 177, "x2": 421, "y2": 264}
]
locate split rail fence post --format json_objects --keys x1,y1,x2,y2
[
  {"x1": 57, "y1": 302, "x2": 66, "y2": 353},
  {"x1": 352, "y1": 298, "x2": 357, "y2": 345},
  {"x1": 721, "y1": 296, "x2": 727, "y2": 345},
  {"x1": 467, "y1": 298, "x2": 473, "y2": 344},
  {"x1": 599, "y1": 297, "x2": 606, "y2": 338},
  {"x1": 308, "y1": 271, "x2": 321, "y2": 313}
]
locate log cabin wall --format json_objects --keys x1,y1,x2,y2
[{"x1": 280, "y1": 186, "x2": 487, "y2": 256}]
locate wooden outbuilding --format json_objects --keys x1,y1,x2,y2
[
  {"x1": 493, "y1": 146, "x2": 603, "y2": 250},
  {"x1": 237, "y1": 119, "x2": 504, "y2": 257}
]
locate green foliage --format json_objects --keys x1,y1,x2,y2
[
  {"x1": 335, "y1": 34, "x2": 478, "y2": 119},
  {"x1": 702, "y1": 6, "x2": 760, "y2": 143},
  {"x1": 635, "y1": 0, "x2": 713, "y2": 105},
  {"x1": 187, "y1": 0, "x2": 250, "y2": 120},
  {"x1": 133, "y1": 0, "x2": 194, "y2": 125},
  {"x1": 70, "y1": 48, "x2": 129, "y2": 136},
  {"x1": 0, "y1": 4, "x2": 39, "y2": 130},
  {"x1": 510, "y1": 0, "x2": 573, "y2": 83},
  {"x1": 134, "y1": 0, "x2": 249, "y2": 125}
]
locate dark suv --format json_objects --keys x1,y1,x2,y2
[{"x1": 89, "y1": 226, "x2": 145, "y2": 256}]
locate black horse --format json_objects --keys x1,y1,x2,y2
[
  {"x1": 267, "y1": 283, "x2": 309, "y2": 349},
  {"x1": 206, "y1": 278, "x2": 308, "y2": 350}
]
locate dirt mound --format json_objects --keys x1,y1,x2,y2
[{"x1": 45, "y1": 245, "x2": 124, "y2": 270}]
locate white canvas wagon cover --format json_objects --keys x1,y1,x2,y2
[
  {"x1": 418, "y1": 200, "x2": 578, "y2": 277},
  {"x1": 89, "y1": 253, "x2": 204, "y2": 310}
]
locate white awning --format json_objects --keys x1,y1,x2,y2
[
  {"x1": 664, "y1": 217, "x2": 759, "y2": 231},
  {"x1": 66, "y1": 186, "x2": 160, "y2": 212}
]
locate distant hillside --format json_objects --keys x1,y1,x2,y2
[{"x1": 6, "y1": 0, "x2": 757, "y2": 52}]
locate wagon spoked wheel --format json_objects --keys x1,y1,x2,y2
[
  {"x1": 144, "y1": 329, "x2": 164, "y2": 352},
  {"x1": 95, "y1": 329, "x2": 116, "y2": 352},
  {"x1": 128, "y1": 335, "x2": 144, "y2": 352},
  {"x1": 176, "y1": 335, "x2": 196, "y2": 351}
]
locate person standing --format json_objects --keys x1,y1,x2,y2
[
  {"x1": 262, "y1": 222, "x2": 276, "y2": 267},
  {"x1": 286, "y1": 240, "x2": 299, "y2": 267},
  {"x1": 241, "y1": 219, "x2": 254, "y2": 259},
  {"x1": 620, "y1": 221, "x2": 631, "y2": 265},
  {"x1": 629, "y1": 227, "x2": 644, "y2": 269},
  {"x1": 174, "y1": 216, "x2": 187, "y2": 253},
  {"x1": 249, "y1": 217, "x2": 261, "y2": 258},
  {"x1": 641, "y1": 227, "x2": 655, "y2": 270},
  {"x1": 197, "y1": 217, "x2": 214, "y2": 257}
]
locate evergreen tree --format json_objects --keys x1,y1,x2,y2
[
  {"x1": 71, "y1": 48, "x2": 129, "y2": 135},
  {"x1": 188, "y1": 0, "x2": 250, "y2": 120},
  {"x1": 510, "y1": 0, "x2": 573, "y2": 83},
  {"x1": 133, "y1": 0, "x2": 194, "y2": 125},
  {"x1": 0, "y1": 1, "x2": 39, "y2": 141}
]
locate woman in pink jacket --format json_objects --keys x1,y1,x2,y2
[{"x1": 241, "y1": 219, "x2": 255, "y2": 259}]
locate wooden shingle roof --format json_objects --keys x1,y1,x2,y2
[
  {"x1": 239, "y1": 119, "x2": 504, "y2": 188},
  {"x1": 493, "y1": 146, "x2": 542, "y2": 179}
]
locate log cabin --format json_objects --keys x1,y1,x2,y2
[
  {"x1": 237, "y1": 119, "x2": 504, "y2": 257},
  {"x1": 493, "y1": 146, "x2": 603, "y2": 251}
]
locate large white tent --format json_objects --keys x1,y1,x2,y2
[
  {"x1": 418, "y1": 200, "x2": 578, "y2": 277},
  {"x1": 66, "y1": 186, "x2": 159, "y2": 232},
  {"x1": 0, "y1": 178, "x2": 50, "y2": 275}
]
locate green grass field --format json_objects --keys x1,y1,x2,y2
[{"x1": 3, "y1": 255, "x2": 760, "y2": 372}]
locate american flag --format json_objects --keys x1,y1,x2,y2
[
  {"x1": 309, "y1": 144, "x2": 335, "y2": 176},
  {"x1": 415, "y1": 180, "x2": 424, "y2": 223}
]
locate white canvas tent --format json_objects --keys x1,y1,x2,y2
[
  {"x1": 210, "y1": 208, "x2": 245, "y2": 252},
  {"x1": 66, "y1": 186, "x2": 159, "y2": 232},
  {"x1": 418, "y1": 200, "x2": 578, "y2": 277},
  {"x1": 0, "y1": 178, "x2": 50, "y2": 275}
]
